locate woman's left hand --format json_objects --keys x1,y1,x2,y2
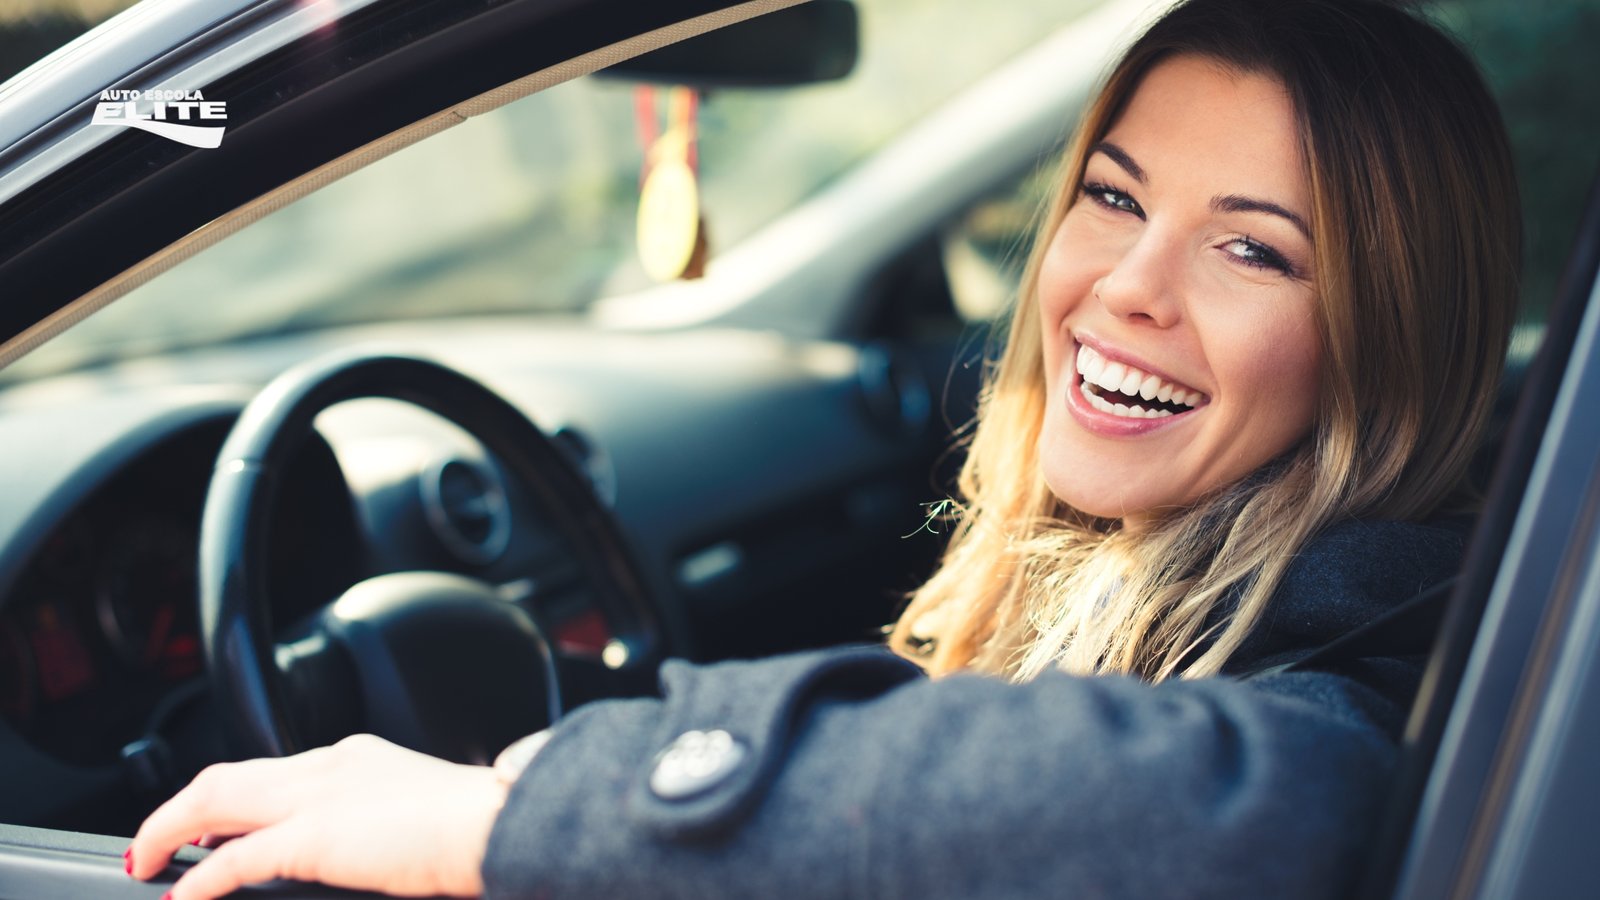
[{"x1": 127, "y1": 733, "x2": 510, "y2": 900}]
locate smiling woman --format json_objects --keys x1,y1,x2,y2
[
  {"x1": 893, "y1": 0, "x2": 1518, "y2": 684},
  {"x1": 118, "y1": 0, "x2": 1523, "y2": 898}
]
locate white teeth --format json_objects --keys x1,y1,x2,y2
[
  {"x1": 1081, "y1": 381, "x2": 1116, "y2": 415},
  {"x1": 1080, "y1": 380, "x2": 1106, "y2": 412},
  {"x1": 1096, "y1": 362, "x2": 1126, "y2": 392},
  {"x1": 1078, "y1": 380, "x2": 1176, "y2": 419},
  {"x1": 1076, "y1": 343, "x2": 1105, "y2": 382},
  {"x1": 1072, "y1": 341, "x2": 1204, "y2": 415}
]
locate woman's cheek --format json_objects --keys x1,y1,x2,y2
[
  {"x1": 1035, "y1": 238, "x2": 1080, "y2": 375},
  {"x1": 1208, "y1": 293, "x2": 1322, "y2": 440},
  {"x1": 1037, "y1": 215, "x2": 1101, "y2": 324},
  {"x1": 1036, "y1": 235, "x2": 1074, "y2": 321}
]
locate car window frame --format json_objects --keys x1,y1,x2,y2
[{"x1": 1377, "y1": 170, "x2": 1600, "y2": 898}]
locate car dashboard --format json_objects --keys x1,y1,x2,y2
[{"x1": 0, "y1": 317, "x2": 965, "y2": 834}]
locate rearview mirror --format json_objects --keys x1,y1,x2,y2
[{"x1": 594, "y1": 0, "x2": 858, "y2": 88}]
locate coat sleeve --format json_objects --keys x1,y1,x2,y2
[{"x1": 480, "y1": 644, "x2": 1414, "y2": 900}]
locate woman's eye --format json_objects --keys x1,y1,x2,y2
[
  {"x1": 1223, "y1": 236, "x2": 1294, "y2": 275},
  {"x1": 1082, "y1": 182, "x2": 1143, "y2": 217}
]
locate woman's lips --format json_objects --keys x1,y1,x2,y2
[{"x1": 1065, "y1": 341, "x2": 1206, "y2": 437}]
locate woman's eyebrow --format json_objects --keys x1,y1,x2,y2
[
  {"x1": 1211, "y1": 194, "x2": 1312, "y2": 240},
  {"x1": 1090, "y1": 141, "x2": 1147, "y2": 184},
  {"x1": 1091, "y1": 140, "x2": 1312, "y2": 241}
]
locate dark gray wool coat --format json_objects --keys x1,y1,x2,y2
[{"x1": 481, "y1": 517, "x2": 1469, "y2": 899}]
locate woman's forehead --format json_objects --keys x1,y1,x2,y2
[{"x1": 1099, "y1": 55, "x2": 1309, "y2": 210}]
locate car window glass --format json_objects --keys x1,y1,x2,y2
[{"x1": 2, "y1": 0, "x2": 1111, "y2": 381}]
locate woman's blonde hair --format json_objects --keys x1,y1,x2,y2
[{"x1": 889, "y1": 0, "x2": 1522, "y2": 681}]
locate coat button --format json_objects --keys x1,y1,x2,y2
[{"x1": 649, "y1": 729, "x2": 748, "y2": 801}]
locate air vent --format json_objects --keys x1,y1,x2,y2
[
  {"x1": 550, "y1": 426, "x2": 617, "y2": 506},
  {"x1": 420, "y1": 457, "x2": 512, "y2": 566}
]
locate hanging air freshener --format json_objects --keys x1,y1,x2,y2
[{"x1": 635, "y1": 86, "x2": 707, "y2": 282}]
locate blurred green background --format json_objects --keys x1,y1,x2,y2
[{"x1": 1438, "y1": 0, "x2": 1600, "y2": 322}]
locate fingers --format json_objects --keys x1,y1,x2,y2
[
  {"x1": 125, "y1": 735, "x2": 485, "y2": 899},
  {"x1": 129, "y1": 755, "x2": 310, "y2": 879},
  {"x1": 163, "y1": 824, "x2": 309, "y2": 900}
]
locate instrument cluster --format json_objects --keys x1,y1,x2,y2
[
  {"x1": 0, "y1": 420, "x2": 363, "y2": 766},
  {"x1": 0, "y1": 508, "x2": 203, "y2": 765}
]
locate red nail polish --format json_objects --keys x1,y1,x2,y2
[
  {"x1": 161, "y1": 893, "x2": 172, "y2": 900},
  {"x1": 122, "y1": 848, "x2": 132, "y2": 876}
]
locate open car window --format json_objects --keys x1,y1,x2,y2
[{"x1": 0, "y1": 0, "x2": 1110, "y2": 383}]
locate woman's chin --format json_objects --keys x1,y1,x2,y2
[
  {"x1": 1039, "y1": 434, "x2": 1182, "y2": 524},
  {"x1": 1042, "y1": 477, "x2": 1165, "y2": 527}
]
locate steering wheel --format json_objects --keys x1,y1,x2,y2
[{"x1": 197, "y1": 350, "x2": 658, "y2": 763}]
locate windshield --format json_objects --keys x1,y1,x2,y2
[{"x1": 1, "y1": 0, "x2": 1106, "y2": 381}]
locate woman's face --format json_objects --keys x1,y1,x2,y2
[{"x1": 1037, "y1": 55, "x2": 1321, "y2": 529}]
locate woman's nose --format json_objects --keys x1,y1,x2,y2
[{"x1": 1092, "y1": 229, "x2": 1183, "y2": 328}]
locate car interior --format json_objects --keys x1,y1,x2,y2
[{"x1": 0, "y1": 0, "x2": 1595, "y2": 897}]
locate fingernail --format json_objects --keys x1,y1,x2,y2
[
  {"x1": 122, "y1": 847, "x2": 132, "y2": 876},
  {"x1": 162, "y1": 893, "x2": 172, "y2": 900}
]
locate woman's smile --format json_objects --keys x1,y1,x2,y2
[{"x1": 1065, "y1": 334, "x2": 1209, "y2": 436}]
